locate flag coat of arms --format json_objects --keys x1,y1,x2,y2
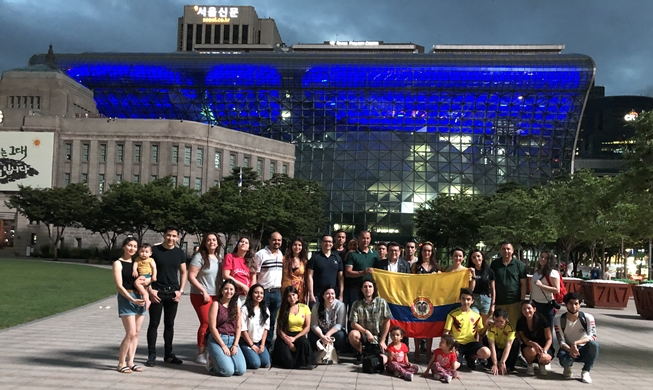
[{"x1": 373, "y1": 269, "x2": 469, "y2": 338}]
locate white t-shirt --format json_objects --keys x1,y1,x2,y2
[
  {"x1": 254, "y1": 246, "x2": 283, "y2": 289},
  {"x1": 387, "y1": 261, "x2": 398, "y2": 273},
  {"x1": 240, "y1": 305, "x2": 270, "y2": 343},
  {"x1": 530, "y1": 269, "x2": 560, "y2": 303},
  {"x1": 188, "y1": 253, "x2": 221, "y2": 295}
]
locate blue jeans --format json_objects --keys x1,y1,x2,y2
[
  {"x1": 206, "y1": 334, "x2": 246, "y2": 377},
  {"x1": 558, "y1": 340, "x2": 599, "y2": 372},
  {"x1": 533, "y1": 301, "x2": 556, "y2": 333},
  {"x1": 240, "y1": 340, "x2": 271, "y2": 369},
  {"x1": 264, "y1": 289, "x2": 282, "y2": 349}
]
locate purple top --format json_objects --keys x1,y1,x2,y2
[{"x1": 216, "y1": 302, "x2": 237, "y2": 335}]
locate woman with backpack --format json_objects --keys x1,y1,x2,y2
[{"x1": 529, "y1": 251, "x2": 560, "y2": 332}]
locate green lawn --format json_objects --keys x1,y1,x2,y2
[{"x1": 0, "y1": 259, "x2": 116, "y2": 329}]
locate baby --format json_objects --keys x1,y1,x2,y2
[{"x1": 132, "y1": 244, "x2": 157, "y2": 309}]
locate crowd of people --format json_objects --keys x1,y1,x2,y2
[{"x1": 111, "y1": 227, "x2": 599, "y2": 384}]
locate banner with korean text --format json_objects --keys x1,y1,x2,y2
[
  {"x1": 0, "y1": 132, "x2": 54, "y2": 190},
  {"x1": 373, "y1": 269, "x2": 469, "y2": 338}
]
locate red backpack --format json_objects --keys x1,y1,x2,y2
[{"x1": 545, "y1": 274, "x2": 567, "y2": 303}]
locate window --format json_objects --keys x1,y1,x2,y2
[
  {"x1": 172, "y1": 145, "x2": 179, "y2": 163},
  {"x1": 134, "y1": 144, "x2": 142, "y2": 163},
  {"x1": 242, "y1": 25, "x2": 249, "y2": 44},
  {"x1": 133, "y1": 174, "x2": 140, "y2": 183},
  {"x1": 183, "y1": 176, "x2": 190, "y2": 187},
  {"x1": 172, "y1": 175, "x2": 177, "y2": 187},
  {"x1": 214, "y1": 24, "x2": 221, "y2": 44},
  {"x1": 9, "y1": 96, "x2": 14, "y2": 108},
  {"x1": 116, "y1": 174, "x2": 122, "y2": 183},
  {"x1": 223, "y1": 23, "x2": 230, "y2": 43},
  {"x1": 65, "y1": 143, "x2": 72, "y2": 161},
  {"x1": 243, "y1": 156, "x2": 250, "y2": 168},
  {"x1": 98, "y1": 174, "x2": 105, "y2": 194},
  {"x1": 214, "y1": 151, "x2": 221, "y2": 169},
  {"x1": 270, "y1": 162, "x2": 276, "y2": 177},
  {"x1": 257, "y1": 160, "x2": 262, "y2": 176},
  {"x1": 151, "y1": 145, "x2": 159, "y2": 163},
  {"x1": 233, "y1": 24, "x2": 239, "y2": 43},
  {"x1": 229, "y1": 154, "x2": 235, "y2": 170},
  {"x1": 81, "y1": 173, "x2": 88, "y2": 183},
  {"x1": 195, "y1": 23, "x2": 202, "y2": 44},
  {"x1": 195, "y1": 178, "x2": 202, "y2": 191},
  {"x1": 196, "y1": 148, "x2": 203, "y2": 166},
  {"x1": 82, "y1": 143, "x2": 89, "y2": 162},
  {"x1": 64, "y1": 173, "x2": 70, "y2": 186},
  {"x1": 282, "y1": 164, "x2": 288, "y2": 175},
  {"x1": 213, "y1": 180, "x2": 219, "y2": 187},
  {"x1": 99, "y1": 144, "x2": 107, "y2": 162},
  {"x1": 150, "y1": 175, "x2": 157, "y2": 182},
  {"x1": 184, "y1": 146, "x2": 191, "y2": 164},
  {"x1": 117, "y1": 144, "x2": 124, "y2": 162},
  {"x1": 186, "y1": 24, "x2": 193, "y2": 51}
]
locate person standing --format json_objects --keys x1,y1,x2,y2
[
  {"x1": 307, "y1": 234, "x2": 344, "y2": 305},
  {"x1": 530, "y1": 251, "x2": 560, "y2": 333},
  {"x1": 402, "y1": 239, "x2": 418, "y2": 266},
  {"x1": 188, "y1": 233, "x2": 222, "y2": 365},
  {"x1": 344, "y1": 231, "x2": 380, "y2": 317},
  {"x1": 113, "y1": 237, "x2": 146, "y2": 373},
  {"x1": 223, "y1": 237, "x2": 257, "y2": 306},
  {"x1": 146, "y1": 225, "x2": 187, "y2": 366},
  {"x1": 333, "y1": 229, "x2": 348, "y2": 261},
  {"x1": 490, "y1": 241, "x2": 527, "y2": 327},
  {"x1": 411, "y1": 241, "x2": 439, "y2": 363},
  {"x1": 255, "y1": 231, "x2": 284, "y2": 350},
  {"x1": 374, "y1": 241, "x2": 410, "y2": 273},
  {"x1": 468, "y1": 249, "x2": 496, "y2": 326},
  {"x1": 282, "y1": 237, "x2": 309, "y2": 303},
  {"x1": 376, "y1": 242, "x2": 388, "y2": 261}
]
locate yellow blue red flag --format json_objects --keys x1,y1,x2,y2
[{"x1": 373, "y1": 269, "x2": 469, "y2": 338}]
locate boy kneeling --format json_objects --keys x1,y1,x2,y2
[
  {"x1": 483, "y1": 309, "x2": 519, "y2": 375},
  {"x1": 443, "y1": 288, "x2": 490, "y2": 369}
]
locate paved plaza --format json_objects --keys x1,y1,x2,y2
[{"x1": 1, "y1": 269, "x2": 652, "y2": 389}]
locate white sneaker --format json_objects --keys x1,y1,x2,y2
[
  {"x1": 538, "y1": 364, "x2": 547, "y2": 376},
  {"x1": 581, "y1": 371, "x2": 592, "y2": 384},
  {"x1": 444, "y1": 375, "x2": 452, "y2": 383},
  {"x1": 196, "y1": 353, "x2": 207, "y2": 365},
  {"x1": 527, "y1": 364, "x2": 535, "y2": 375},
  {"x1": 433, "y1": 373, "x2": 441, "y2": 380},
  {"x1": 563, "y1": 366, "x2": 573, "y2": 378}
]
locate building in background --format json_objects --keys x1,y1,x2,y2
[
  {"x1": 575, "y1": 88, "x2": 653, "y2": 175},
  {"x1": 0, "y1": 47, "x2": 294, "y2": 255},
  {"x1": 24, "y1": 6, "x2": 596, "y2": 243}
]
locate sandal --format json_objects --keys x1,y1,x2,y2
[
  {"x1": 130, "y1": 365, "x2": 143, "y2": 372},
  {"x1": 117, "y1": 366, "x2": 132, "y2": 374}
]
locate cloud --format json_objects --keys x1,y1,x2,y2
[{"x1": 0, "y1": 0, "x2": 652, "y2": 96}]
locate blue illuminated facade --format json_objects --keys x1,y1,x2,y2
[{"x1": 29, "y1": 52, "x2": 595, "y2": 240}]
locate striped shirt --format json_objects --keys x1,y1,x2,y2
[{"x1": 255, "y1": 246, "x2": 283, "y2": 289}]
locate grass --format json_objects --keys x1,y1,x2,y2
[{"x1": 0, "y1": 258, "x2": 116, "y2": 329}]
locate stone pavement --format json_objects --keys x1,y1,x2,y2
[{"x1": 1, "y1": 279, "x2": 653, "y2": 390}]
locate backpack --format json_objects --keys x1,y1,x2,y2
[
  {"x1": 545, "y1": 274, "x2": 567, "y2": 304},
  {"x1": 560, "y1": 311, "x2": 587, "y2": 333},
  {"x1": 361, "y1": 342, "x2": 384, "y2": 374}
]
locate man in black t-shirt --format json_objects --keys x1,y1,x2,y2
[
  {"x1": 145, "y1": 226, "x2": 187, "y2": 367},
  {"x1": 307, "y1": 234, "x2": 344, "y2": 306}
]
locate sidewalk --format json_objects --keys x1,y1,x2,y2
[{"x1": 1, "y1": 289, "x2": 652, "y2": 389}]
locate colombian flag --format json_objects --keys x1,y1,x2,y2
[{"x1": 373, "y1": 269, "x2": 469, "y2": 338}]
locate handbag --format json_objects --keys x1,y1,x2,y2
[
  {"x1": 361, "y1": 342, "x2": 384, "y2": 374},
  {"x1": 537, "y1": 277, "x2": 560, "y2": 310},
  {"x1": 314, "y1": 337, "x2": 338, "y2": 365}
]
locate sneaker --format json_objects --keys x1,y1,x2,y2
[
  {"x1": 581, "y1": 371, "x2": 592, "y2": 384},
  {"x1": 145, "y1": 353, "x2": 156, "y2": 367},
  {"x1": 517, "y1": 355, "x2": 528, "y2": 368},
  {"x1": 538, "y1": 364, "x2": 547, "y2": 376},
  {"x1": 527, "y1": 364, "x2": 535, "y2": 376},
  {"x1": 354, "y1": 352, "x2": 362, "y2": 365},
  {"x1": 433, "y1": 373, "x2": 441, "y2": 380},
  {"x1": 507, "y1": 366, "x2": 518, "y2": 374},
  {"x1": 563, "y1": 367, "x2": 573, "y2": 378},
  {"x1": 444, "y1": 375, "x2": 452, "y2": 383},
  {"x1": 403, "y1": 373, "x2": 413, "y2": 381},
  {"x1": 196, "y1": 353, "x2": 207, "y2": 365},
  {"x1": 164, "y1": 354, "x2": 183, "y2": 364}
]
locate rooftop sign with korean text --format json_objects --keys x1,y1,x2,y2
[
  {"x1": 194, "y1": 5, "x2": 239, "y2": 23},
  {"x1": 0, "y1": 132, "x2": 54, "y2": 191}
]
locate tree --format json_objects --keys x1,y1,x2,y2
[
  {"x1": 83, "y1": 195, "x2": 127, "y2": 250},
  {"x1": 5, "y1": 183, "x2": 96, "y2": 260},
  {"x1": 100, "y1": 181, "x2": 151, "y2": 242}
]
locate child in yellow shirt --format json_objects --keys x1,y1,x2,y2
[{"x1": 132, "y1": 244, "x2": 157, "y2": 309}]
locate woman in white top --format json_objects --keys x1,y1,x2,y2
[
  {"x1": 239, "y1": 284, "x2": 271, "y2": 369},
  {"x1": 530, "y1": 251, "x2": 560, "y2": 332},
  {"x1": 188, "y1": 232, "x2": 222, "y2": 365},
  {"x1": 309, "y1": 285, "x2": 347, "y2": 355}
]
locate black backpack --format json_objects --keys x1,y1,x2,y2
[
  {"x1": 361, "y1": 342, "x2": 384, "y2": 374},
  {"x1": 560, "y1": 311, "x2": 587, "y2": 333}
]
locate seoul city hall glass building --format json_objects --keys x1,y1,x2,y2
[{"x1": 29, "y1": 15, "x2": 595, "y2": 241}]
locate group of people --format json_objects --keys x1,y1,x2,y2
[{"x1": 111, "y1": 228, "x2": 599, "y2": 384}]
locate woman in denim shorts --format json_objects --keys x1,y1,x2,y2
[
  {"x1": 467, "y1": 249, "x2": 496, "y2": 325},
  {"x1": 113, "y1": 237, "x2": 147, "y2": 374}
]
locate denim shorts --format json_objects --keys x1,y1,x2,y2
[
  {"x1": 472, "y1": 293, "x2": 492, "y2": 315},
  {"x1": 117, "y1": 291, "x2": 147, "y2": 317}
]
